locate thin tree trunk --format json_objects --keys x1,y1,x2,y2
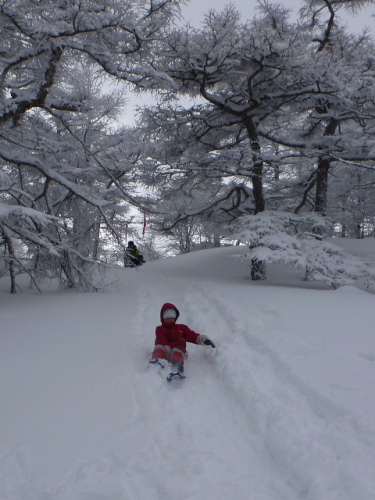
[
  {"x1": 245, "y1": 117, "x2": 265, "y2": 215},
  {"x1": 3, "y1": 230, "x2": 17, "y2": 293},
  {"x1": 314, "y1": 155, "x2": 330, "y2": 216},
  {"x1": 91, "y1": 222, "x2": 101, "y2": 260},
  {"x1": 313, "y1": 117, "x2": 338, "y2": 234},
  {"x1": 245, "y1": 116, "x2": 266, "y2": 280},
  {"x1": 250, "y1": 253, "x2": 266, "y2": 281}
]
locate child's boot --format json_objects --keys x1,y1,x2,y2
[
  {"x1": 150, "y1": 346, "x2": 169, "y2": 368},
  {"x1": 170, "y1": 350, "x2": 185, "y2": 374},
  {"x1": 171, "y1": 359, "x2": 184, "y2": 373}
]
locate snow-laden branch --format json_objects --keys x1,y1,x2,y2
[
  {"x1": 232, "y1": 211, "x2": 375, "y2": 288},
  {"x1": 0, "y1": 202, "x2": 60, "y2": 225},
  {"x1": 0, "y1": 149, "x2": 113, "y2": 209}
]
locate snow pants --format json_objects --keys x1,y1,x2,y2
[{"x1": 152, "y1": 344, "x2": 186, "y2": 367}]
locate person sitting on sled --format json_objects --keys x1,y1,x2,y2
[
  {"x1": 125, "y1": 241, "x2": 144, "y2": 266},
  {"x1": 150, "y1": 302, "x2": 215, "y2": 374}
]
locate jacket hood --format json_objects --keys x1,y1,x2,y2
[{"x1": 160, "y1": 303, "x2": 180, "y2": 322}]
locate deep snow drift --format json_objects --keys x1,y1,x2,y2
[{"x1": 1, "y1": 240, "x2": 375, "y2": 500}]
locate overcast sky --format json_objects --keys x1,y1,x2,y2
[{"x1": 180, "y1": 0, "x2": 375, "y2": 34}]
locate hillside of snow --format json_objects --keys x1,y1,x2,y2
[{"x1": 1, "y1": 240, "x2": 375, "y2": 500}]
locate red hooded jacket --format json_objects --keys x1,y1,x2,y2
[{"x1": 155, "y1": 303, "x2": 201, "y2": 353}]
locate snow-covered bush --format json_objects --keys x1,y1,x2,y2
[{"x1": 232, "y1": 211, "x2": 375, "y2": 288}]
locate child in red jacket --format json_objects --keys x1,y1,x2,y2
[{"x1": 150, "y1": 302, "x2": 215, "y2": 374}]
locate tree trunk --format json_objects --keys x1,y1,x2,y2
[
  {"x1": 245, "y1": 117, "x2": 265, "y2": 215},
  {"x1": 91, "y1": 222, "x2": 101, "y2": 260},
  {"x1": 245, "y1": 116, "x2": 266, "y2": 280},
  {"x1": 313, "y1": 117, "x2": 338, "y2": 219},
  {"x1": 314, "y1": 155, "x2": 330, "y2": 216},
  {"x1": 3, "y1": 230, "x2": 17, "y2": 293},
  {"x1": 251, "y1": 255, "x2": 265, "y2": 281}
]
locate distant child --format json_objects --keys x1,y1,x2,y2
[
  {"x1": 125, "y1": 241, "x2": 144, "y2": 266},
  {"x1": 150, "y1": 302, "x2": 215, "y2": 374}
]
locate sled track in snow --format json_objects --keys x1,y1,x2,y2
[
  {"x1": 122, "y1": 277, "x2": 292, "y2": 499},
  {"x1": 180, "y1": 282, "x2": 375, "y2": 500}
]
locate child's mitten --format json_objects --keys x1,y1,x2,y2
[
  {"x1": 198, "y1": 335, "x2": 216, "y2": 348},
  {"x1": 204, "y1": 338, "x2": 216, "y2": 348}
]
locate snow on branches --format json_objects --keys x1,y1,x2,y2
[
  {"x1": 0, "y1": 0, "x2": 180, "y2": 292},
  {"x1": 232, "y1": 211, "x2": 375, "y2": 288}
]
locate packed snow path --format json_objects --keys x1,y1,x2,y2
[{"x1": 1, "y1": 245, "x2": 375, "y2": 499}]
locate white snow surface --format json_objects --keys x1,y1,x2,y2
[{"x1": 1, "y1": 240, "x2": 375, "y2": 500}]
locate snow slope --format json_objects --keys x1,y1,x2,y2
[{"x1": 1, "y1": 242, "x2": 375, "y2": 500}]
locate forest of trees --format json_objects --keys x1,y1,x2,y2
[{"x1": 1, "y1": 0, "x2": 375, "y2": 291}]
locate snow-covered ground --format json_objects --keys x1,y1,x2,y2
[{"x1": 1, "y1": 239, "x2": 375, "y2": 500}]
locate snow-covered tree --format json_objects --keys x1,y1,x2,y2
[
  {"x1": 232, "y1": 211, "x2": 375, "y2": 288},
  {"x1": 139, "y1": 159, "x2": 234, "y2": 253},
  {"x1": 283, "y1": 0, "x2": 375, "y2": 218},
  {"x1": 136, "y1": 1, "x2": 375, "y2": 276},
  {"x1": 261, "y1": 26, "x2": 375, "y2": 224},
  {"x1": 0, "y1": 0, "x2": 181, "y2": 291},
  {"x1": 138, "y1": 3, "x2": 320, "y2": 279},
  {"x1": 328, "y1": 163, "x2": 375, "y2": 237}
]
